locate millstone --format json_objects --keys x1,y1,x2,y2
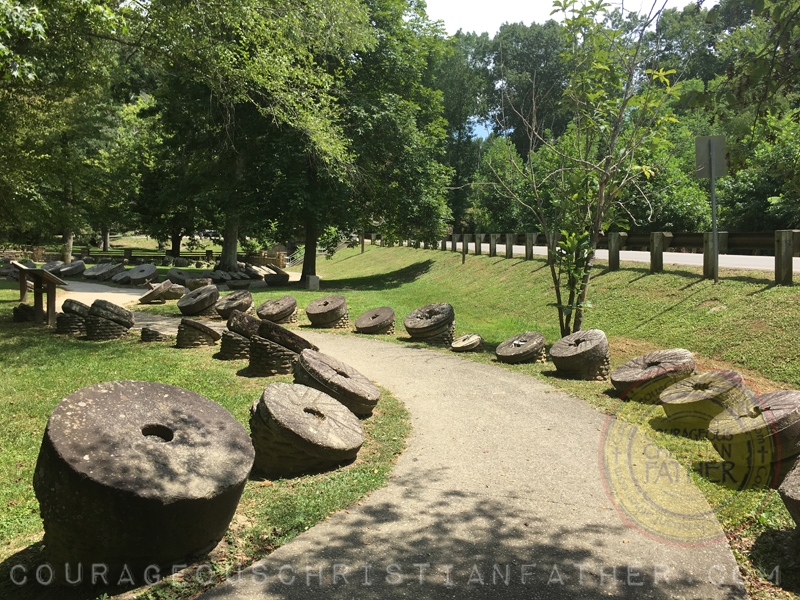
[
  {"x1": 62, "y1": 299, "x2": 90, "y2": 317},
  {"x1": 312, "y1": 310, "x2": 350, "y2": 330},
  {"x1": 180, "y1": 318, "x2": 222, "y2": 340},
  {"x1": 495, "y1": 332, "x2": 546, "y2": 363},
  {"x1": 177, "y1": 284, "x2": 220, "y2": 316},
  {"x1": 227, "y1": 310, "x2": 263, "y2": 339},
  {"x1": 264, "y1": 273, "x2": 290, "y2": 286},
  {"x1": 305, "y1": 295, "x2": 348, "y2": 326},
  {"x1": 257, "y1": 295, "x2": 297, "y2": 322},
  {"x1": 176, "y1": 323, "x2": 218, "y2": 348},
  {"x1": 141, "y1": 327, "x2": 171, "y2": 343},
  {"x1": 273, "y1": 307, "x2": 298, "y2": 324},
  {"x1": 258, "y1": 319, "x2": 318, "y2": 354},
  {"x1": 210, "y1": 270, "x2": 232, "y2": 284},
  {"x1": 218, "y1": 330, "x2": 250, "y2": 360},
  {"x1": 129, "y1": 263, "x2": 159, "y2": 285},
  {"x1": 186, "y1": 278, "x2": 213, "y2": 291},
  {"x1": 89, "y1": 299, "x2": 135, "y2": 328},
  {"x1": 56, "y1": 312, "x2": 86, "y2": 336},
  {"x1": 33, "y1": 380, "x2": 253, "y2": 581},
  {"x1": 41, "y1": 261, "x2": 65, "y2": 274},
  {"x1": 660, "y1": 370, "x2": 752, "y2": 429},
  {"x1": 249, "y1": 383, "x2": 365, "y2": 477},
  {"x1": 249, "y1": 335, "x2": 298, "y2": 375},
  {"x1": 13, "y1": 303, "x2": 38, "y2": 322},
  {"x1": 355, "y1": 307, "x2": 395, "y2": 334},
  {"x1": 294, "y1": 349, "x2": 380, "y2": 417},
  {"x1": 404, "y1": 303, "x2": 455, "y2": 336},
  {"x1": 408, "y1": 321, "x2": 456, "y2": 346},
  {"x1": 59, "y1": 261, "x2": 86, "y2": 277},
  {"x1": 779, "y1": 460, "x2": 800, "y2": 528},
  {"x1": 85, "y1": 315, "x2": 129, "y2": 340},
  {"x1": 215, "y1": 290, "x2": 254, "y2": 319},
  {"x1": 451, "y1": 333, "x2": 484, "y2": 353},
  {"x1": 549, "y1": 329, "x2": 610, "y2": 380},
  {"x1": 610, "y1": 349, "x2": 695, "y2": 402},
  {"x1": 96, "y1": 262, "x2": 125, "y2": 282},
  {"x1": 161, "y1": 284, "x2": 185, "y2": 300},
  {"x1": 139, "y1": 279, "x2": 175, "y2": 304},
  {"x1": 111, "y1": 270, "x2": 132, "y2": 285},
  {"x1": 166, "y1": 268, "x2": 191, "y2": 286}
]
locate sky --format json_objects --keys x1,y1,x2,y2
[{"x1": 423, "y1": 0, "x2": 711, "y2": 37}]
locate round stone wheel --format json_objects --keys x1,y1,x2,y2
[
  {"x1": 89, "y1": 299, "x2": 135, "y2": 329},
  {"x1": 227, "y1": 310, "x2": 262, "y2": 339},
  {"x1": 41, "y1": 260, "x2": 64, "y2": 273},
  {"x1": 33, "y1": 381, "x2": 253, "y2": 580},
  {"x1": 258, "y1": 318, "x2": 318, "y2": 354},
  {"x1": 257, "y1": 295, "x2": 297, "y2": 322},
  {"x1": 166, "y1": 268, "x2": 191, "y2": 285},
  {"x1": 218, "y1": 330, "x2": 250, "y2": 360},
  {"x1": 660, "y1": 370, "x2": 750, "y2": 427},
  {"x1": 111, "y1": 270, "x2": 132, "y2": 285},
  {"x1": 227, "y1": 279, "x2": 252, "y2": 290},
  {"x1": 181, "y1": 318, "x2": 222, "y2": 341},
  {"x1": 264, "y1": 273, "x2": 290, "y2": 286},
  {"x1": 177, "y1": 285, "x2": 220, "y2": 316},
  {"x1": 250, "y1": 382, "x2": 365, "y2": 477},
  {"x1": 306, "y1": 295, "x2": 348, "y2": 326},
  {"x1": 215, "y1": 290, "x2": 254, "y2": 320},
  {"x1": 496, "y1": 332, "x2": 546, "y2": 364},
  {"x1": 129, "y1": 263, "x2": 159, "y2": 285},
  {"x1": 82, "y1": 263, "x2": 108, "y2": 279},
  {"x1": 59, "y1": 260, "x2": 86, "y2": 277},
  {"x1": 355, "y1": 307, "x2": 395, "y2": 334},
  {"x1": 96, "y1": 262, "x2": 125, "y2": 282},
  {"x1": 549, "y1": 329, "x2": 610, "y2": 378},
  {"x1": 451, "y1": 333, "x2": 484, "y2": 353},
  {"x1": 85, "y1": 315, "x2": 129, "y2": 340},
  {"x1": 610, "y1": 349, "x2": 696, "y2": 401},
  {"x1": 709, "y1": 390, "x2": 800, "y2": 466},
  {"x1": 186, "y1": 278, "x2": 213, "y2": 291},
  {"x1": 404, "y1": 303, "x2": 455, "y2": 336},
  {"x1": 139, "y1": 279, "x2": 175, "y2": 304},
  {"x1": 210, "y1": 270, "x2": 232, "y2": 284},
  {"x1": 62, "y1": 298, "x2": 90, "y2": 318},
  {"x1": 294, "y1": 349, "x2": 380, "y2": 417}
]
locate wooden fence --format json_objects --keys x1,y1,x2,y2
[{"x1": 365, "y1": 230, "x2": 800, "y2": 286}]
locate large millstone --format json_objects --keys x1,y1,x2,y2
[
  {"x1": 129, "y1": 263, "x2": 159, "y2": 285},
  {"x1": 139, "y1": 279, "x2": 175, "y2": 304},
  {"x1": 305, "y1": 295, "x2": 348, "y2": 328},
  {"x1": 215, "y1": 290, "x2": 254, "y2": 319},
  {"x1": 33, "y1": 381, "x2": 254, "y2": 580},
  {"x1": 227, "y1": 310, "x2": 263, "y2": 339},
  {"x1": 177, "y1": 285, "x2": 220, "y2": 316},
  {"x1": 62, "y1": 299, "x2": 90, "y2": 318},
  {"x1": 89, "y1": 299, "x2": 135, "y2": 328},
  {"x1": 56, "y1": 313, "x2": 86, "y2": 336},
  {"x1": 495, "y1": 332, "x2": 546, "y2": 364},
  {"x1": 257, "y1": 318, "x2": 318, "y2": 354},
  {"x1": 249, "y1": 383, "x2": 365, "y2": 477},
  {"x1": 404, "y1": 303, "x2": 455, "y2": 337},
  {"x1": 660, "y1": 370, "x2": 752, "y2": 428},
  {"x1": 610, "y1": 349, "x2": 696, "y2": 402},
  {"x1": 59, "y1": 260, "x2": 86, "y2": 277},
  {"x1": 355, "y1": 307, "x2": 395, "y2": 334},
  {"x1": 549, "y1": 329, "x2": 610, "y2": 380},
  {"x1": 166, "y1": 268, "x2": 192, "y2": 286},
  {"x1": 257, "y1": 295, "x2": 297, "y2": 323},
  {"x1": 176, "y1": 318, "x2": 222, "y2": 348},
  {"x1": 294, "y1": 349, "x2": 380, "y2": 417},
  {"x1": 451, "y1": 333, "x2": 483, "y2": 353}
]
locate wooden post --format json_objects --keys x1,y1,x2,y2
[
  {"x1": 440, "y1": 237, "x2": 447, "y2": 251},
  {"x1": 124, "y1": 248, "x2": 133, "y2": 260},
  {"x1": 474, "y1": 233, "x2": 482, "y2": 255},
  {"x1": 489, "y1": 234, "x2": 498, "y2": 257},
  {"x1": 649, "y1": 232, "x2": 673, "y2": 273},
  {"x1": 205, "y1": 249, "x2": 214, "y2": 261},
  {"x1": 609, "y1": 232, "x2": 627, "y2": 271},
  {"x1": 703, "y1": 231, "x2": 728, "y2": 280},
  {"x1": 19, "y1": 269, "x2": 28, "y2": 303},
  {"x1": 33, "y1": 277, "x2": 44, "y2": 324},
  {"x1": 46, "y1": 280, "x2": 57, "y2": 326},
  {"x1": 776, "y1": 230, "x2": 795, "y2": 286},
  {"x1": 505, "y1": 234, "x2": 514, "y2": 258},
  {"x1": 452, "y1": 234, "x2": 460, "y2": 252},
  {"x1": 525, "y1": 233, "x2": 534, "y2": 260}
]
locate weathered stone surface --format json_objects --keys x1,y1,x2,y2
[
  {"x1": 59, "y1": 260, "x2": 86, "y2": 277},
  {"x1": 549, "y1": 329, "x2": 610, "y2": 381},
  {"x1": 89, "y1": 299, "x2": 135, "y2": 328},
  {"x1": 128, "y1": 263, "x2": 159, "y2": 285},
  {"x1": 496, "y1": 332, "x2": 546, "y2": 364},
  {"x1": 55, "y1": 312, "x2": 86, "y2": 336},
  {"x1": 215, "y1": 290, "x2": 254, "y2": 320},
  {"x1": 138, "y1": 279, "x2": 174, "y2": 304},
  {"x1": 61, "y1": 299, "x2": 90, "y2": 318},
  {"x1": 176, "y1": 322, "x2": 218, "y2": 348},
  {"x1": 227, "y1": 310, "x2": 262, "y2": 339},
  {"x1": 111, "y1": 270, "x2": 132, "y2": 285},
  {"x1": 140, "y1": 327, "x2": 171, "y2": 342},
  {"x1": 227, "y1": 279, "x2": 252, "y2": 290},
  {"x1": 660, "y1": 370, "x2": 751, "y2": 428},
  {"x1": 83, "y1": 262, "x2": 116, "y2": 280},
  {"x1": 181, "y1": 317, "x2": 222, "y2": 341},
  {"x1": 210, "y1": 270, "x2": 232, "y2": 284},
  {"x1": 41, "y1": 261, "x2": 65, "y2": 274},
  {"x1": 85, "y1": 315, "x2": 129, "y2": 340},
  {"x1": 257, "y1": 295, "x2": 297, "y2": 322},
  {"x1": 249, "y1": 335, "x2": 298, "y2": 375},
  {"x1": 355, "y1": 307, "x2": 395, "y2": 334},
  {"x1": 173, "y1": 257, "x2": 191, "y2": 268},
  {"x1": 177, "y1": 285, "x2": 220, "y2": 316},
  {"x1": 250, "y1": 383, "x2": 365, "y2": 477},
  {"x1": 166, "y1": 268, "x2": 191, "y2": 285},
  {"x1": 33, "y1": 381, "x2": 253, "y2": 580},
  {"x1": 610, "y1": 349, "x2": 695, "y2": 401},
  {"x1": 218, "y1": 330, "x2": 250, "y2": 360},
  {"x1": 294, "y1": 349, "x2": 380, "y2": 417},
  {"x1": 451, "y1": 333, "x2": 483, "y2": 353},
  {"x1": 306, "y1": 295, "x2": 348, "y2": 327},
  {"x1": 161, "y1": 284, "x2": 185, "y2": 300},
  {"x1": 257, "y1": 319, "x2": 318, "y2": 354},
  {"x1": 264, "y1": 273, "x2": 290, "y2": 286},
  {"x1": 186, "y1": 278, "x2": 213, "y2": 291},
  {"x1": 404, "y1": 303, "x2": 455, "y2": 337},
  {"x1": 779, "y1": 459, "x2": 800, "y2": 527},
  {"x1": 96, "y1": 262, "x2": 125, "y2": 281}
]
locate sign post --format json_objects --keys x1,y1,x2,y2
[{"x1": 695, "y1": 136, "x2": 726, "y2": 283}]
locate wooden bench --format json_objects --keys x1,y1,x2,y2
[{"x1": 11, "y1": 261, "x2": 66, "y2": 326}]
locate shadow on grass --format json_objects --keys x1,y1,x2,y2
[
  {"x1": 749, "y1": 528, "x2": 800, "y2": 593},
  {"x1": 320, "y1": 260, "x2": 435, "y2": 291}
]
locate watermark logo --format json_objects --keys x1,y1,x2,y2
[{"x1": 600, "y1": 368, "x2": 777, "y2": 546}]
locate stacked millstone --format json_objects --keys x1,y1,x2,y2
[
  {"x1": 177, "y1": 284, "x2": 220, "y2": 317},
  {"x1": 56, "y1": 299, "x2": 90, "y2": 336},
  {"x1": 263, "y1": 265, "x2": 291, "y2": 286},
  {"x1": 59, "y1": 260, "x2": 86, "y2": 278},
  {"x1": 176, "y1": 318, "x2": 222, "y2": 348},
  {"x1": 549, "y1": 329, "x2": 610, "y2": 380},
  {"x1": 129, "y1": 263, "x2": 159, "y2": 285},
  {"x1": 215, "y1": 290, "x2": 254, "y2": 319},
  {"x1": 249, "y1": 319, "x2": 318, "y2": 376},
  {"x1": 141, "y1": 327, "x2": 171, "y2": 343},
  {"x1": 84, "y1": 262, "x2": 125, "y2": 282},
  {"x1": 660, "y1": 370, "x2": 753, "y2": 429},
  {"x1": 306, "y1": 295, "x2": 349, "y2": 329},
  {"x1": 41, "y1": 261, "x2": 65, "y2": 276},
  {"x1": 186, "y1": 278, "x2": 213, "y2": 291},
  {"x1": 610, "y1": 349, "x2": 695, "y2": 402},
  {"x1": 294, "y1": 349, "x2": 381, "y2": 417},
  {"x1": 257, "y1": 295, "x2": 298, "y2": 325},
  {"x1": 403, "y1": 303, "x2": 456, "y2": 346},
  {"x1": 138, "y1": 279, "x2": 176, "y2": 304},
  {"x1": 111, "y1": 270, "x2": 131, "y2": 284},
  {"x1": 86, "y1": 300, "x2": 134, "y2": 340},
  {"x1": 451, "y1": 333, "x2": 483, "y2": 353},
  {"x1": 249, "y1": 383, "x2": 365, "y2": 477},
  {"x1": 495, "y1": 332, "x2": 546, "y2": 363},
  {"x1": 217, "y1": 310, "x2": 262, "y2": 360},
  {"x1": 355, "y1": 307, "x2": 395, "y2": 335},
  {"x1": 33, "y1": 381, "x2": 254, "y2": 582}
]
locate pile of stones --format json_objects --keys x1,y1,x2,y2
[
  {"x1": 56, "y1": 299, "x2": 90, "y2": 336},
  {"x1": 404, "y1": 303, "x2": 455, "y2": 346},
  {"x1": 257, "y1": 295, "x2": 298, "y2": 324},
  {"x1": 306, "y1": 295, "x2": 349, "y2": 329},
  {"x1": 249, "y1": 318, "x2": 318, "y2": 376},
  {"x1": 176, "y1": 318, "x2": 222, "y2": 348},
  {"x1": 495, "y1": 332, "x2": 545, "y2": 363},
  {"x1": 355, "y1": 307, "x2": 395, "y2": 335},
  {"x1": 86, "y1": 299, "x2": 135, "y2": 340},
  {"x1": 140, "y1": 327, "x2": 171, "y2": 343}
]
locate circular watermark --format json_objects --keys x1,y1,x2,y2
[{"x1": 599, "y1": 368, "x2": 779, "y2": 546}]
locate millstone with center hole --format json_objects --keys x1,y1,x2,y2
[
  {"x1": 56, "y1": 312, "x2": 86, "y2": 336},
  {"x1": 177, "y1": 285, "x2": 220, "y2": 316},
  {"x1": 404, "y1": 303, "x2": 455, "y2": 337},
  {"x1": 186, "y1": 278, "x2": 213, "y2": 291},
  {"x1": 166, "y1": 268, "x2": 191, "y2": 286},
  {"x1": 451, "y1": 333, "x2": 483, "y2": 352},
  {"x1": 129, "y1": 263, "x2": 159, "y2": 285},
  {"x1": 139, "y1": 279, "x2": 175, "y2": 304},
  {"x1": 495, "y1": 332, "x2": 545, "y2": 363},
  {"x1": 660, "y1": 370, "x2": 752, "y2": 428},
  {"x1": 294, "y1": 349, "x2": 380, "y2": 417},
  {"x1": 215, "y1": 290, "x2": 254, "y2": 319},
  {"x1": 62, "y1": 299, "x2": 90, "y2": 318},
  {"x1": 305, "y1": 295, "x2": 348, "y2": 327},
  {"x1": 610, "y1": 349, "x2": 695, "y2": 401},
  {"x1": 257, "y1": 296, "x2": 297, "y2": 322},
  {"x1": 355, "y1": 307, "x2": 395, "y2": 334},
  {"x1": 549, "y1": 329, "x2": 610, "y2": 380},
  {"x1": 176, "y1": 318, "x2": 221, "y2": 348},
  {"x1": 258, "y1": 319, "x2": 318, "y2": 354},
  {"x1": 250, "y1": 382, "x2": 365, "y2": 477},
  {"x1": 33, "y1": 381, "x2": 253, "y2": 581}
]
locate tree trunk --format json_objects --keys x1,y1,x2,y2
[
  {"x1": 219, "y1": 213, "x2": 240, "y2": 271},
  {"x1": 62, "y1": 231, "x2": 74, "y2": 264},
  {"x1": 170, "y1": 230, "x2": 183, "y2": 258},
  {"x1": 301, "y1": 221, "x2": 318, "y2": 281},
  {"x1": 361, "y1": 230, "x2": 365, "y2": 254},
  {"x1": 101, "y1": 227, "x2": 110, "y2": 251}
]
